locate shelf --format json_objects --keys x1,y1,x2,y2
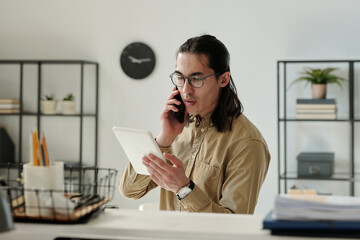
[
  {"x1": 0, "y1": 60, "x2": 97, "y2": 64},
  {"x1": 278, "y1": 59, "x2": 360, "y2": 63},
  {"x1": 280, "y1": 172, "x2": 351, "y2": 181},
  {"x1": 0, "y1": 112, "x2": 96, "y2": 117},
  {"x1": 0, "y1": 59, "x2": 99, "y2": 167},
  {"x1": 277, "y1": 59, "x2": 358, "y2": 196},
  {"x1": 279, "y1": 118, "x2": 351, "y2": 122}
]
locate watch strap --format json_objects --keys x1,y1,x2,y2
[{"x1": 188, "y1": 179, "x2": 195, "y2": 191}]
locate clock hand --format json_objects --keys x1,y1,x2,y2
[
  {"x1": 138, "y1": 58, "x2": 152, "y2": 63},
  {"x1": 128, "y1": 56, "x2": 141, "y2": 64}
]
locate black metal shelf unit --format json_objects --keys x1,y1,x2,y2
[
  {"x1": 0, "y1": 60, "x2": 99, "y2": 167},
  {"x1": 277, "y1": 59, "x2": 359, "y2": 196}
]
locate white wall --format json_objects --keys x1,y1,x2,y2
[{"x1": 1, "y1": 0, "x2": 360, "y2": 215}]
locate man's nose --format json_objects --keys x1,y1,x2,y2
[{"x1": 182, "y1": 78, "x2": 193, "y2": 95}]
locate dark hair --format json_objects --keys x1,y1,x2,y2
[{"x1": 177, "y1": 35, "x2": 243, "y2": 132}]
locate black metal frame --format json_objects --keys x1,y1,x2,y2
[
  {"x1": 277, "y1": 60, "x2": 358, "y2": 196},
  {"x1": 0, "y1": 60, "x2": 99, "y2": 167}
]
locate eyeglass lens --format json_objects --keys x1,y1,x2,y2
[{"x1": 171, "y1": 74, "x2": 204, "y2": 88}]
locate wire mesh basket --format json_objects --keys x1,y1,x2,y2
[{"x1": 0, "y1": 163, "x2": 118, "y2": 224}]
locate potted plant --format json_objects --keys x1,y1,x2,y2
[
  {"x1": 289, "y1": 67, "x2": 346, "y2": 99},
  {"x1": 41, "y1": 95, "x2": 57, "y2": 114},
  {"x1": 61, "y1": 93, "x2": 76, "y2": 115}
]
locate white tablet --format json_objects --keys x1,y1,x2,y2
[{"x1": 112, "y1": 126, "x2": 165, "y2": 175}]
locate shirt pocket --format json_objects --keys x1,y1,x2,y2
[{"x1": 192, "y1": 160, "x2": 221, "y2": 203}]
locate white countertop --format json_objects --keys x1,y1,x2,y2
[{"x1": 0, "y1": 208, "x2": 353, "y2": 240}]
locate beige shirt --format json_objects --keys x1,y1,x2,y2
[{"x1": 119, "y1": 114, "x2": 270, "y2": 214}]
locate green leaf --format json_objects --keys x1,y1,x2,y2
[{"x1": 288, "y1": 67, "x2": 347, "y2": 90}]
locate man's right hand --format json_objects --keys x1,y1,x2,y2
[{"x1": 156, "y1": 89, "x2": 186, "y2": 147}]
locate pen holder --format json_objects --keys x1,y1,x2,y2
[{"x1": 23, "y1": 161, "x2": 64, "y2": 216}]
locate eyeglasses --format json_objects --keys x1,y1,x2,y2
[{"x1": 169, "y1": 72, "x2": 219, "y2": 88}]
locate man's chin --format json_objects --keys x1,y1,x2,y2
[{"x1": 185, "y1": 109, "x2": 197, "y2": 116}]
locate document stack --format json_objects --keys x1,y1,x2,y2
[
  {"x1": 273, "y1": 194, "x2": 360, "y2": 221},
  {"x1": 296, "y1": 98, "x2": 336, "y2": 119},
  {"x1": 0, "y1": 99, "x2": 20, "y2": 114},
  {"x1": 263, "y1": 193, "x2": 360, "y2": 237}
]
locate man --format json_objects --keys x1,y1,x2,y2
[{"x1": 119, "y1": 35, "x2": 270, "y2": 214}]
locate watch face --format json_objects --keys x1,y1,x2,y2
[
  {"x1": 120, "y1": 42, "x2": 156, "y2": 79},
  {"x1": 177, "y1": 186, "x2": 192, "y2": 199}
]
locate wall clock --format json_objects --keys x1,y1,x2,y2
[{"x1": 120, "y1": 42, "x2": 156, "y2": 80}]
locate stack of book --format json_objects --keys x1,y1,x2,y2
[
  {"x1": 0, "y1": 99, "x2": 20, "y2": 114},
  {"x1": 296, "y1": 98, "x2": 337, "y2": 119},
  {"x1": 263, "y1": 194, "x2": 360, "y2": 237}
]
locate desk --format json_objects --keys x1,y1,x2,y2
[{"x1": 0, "y1": 209, "x2": 353, "y2": 240}]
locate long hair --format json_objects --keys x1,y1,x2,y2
[{"x1": 178, "y1": 35, "x2": 243, "y2": 132}]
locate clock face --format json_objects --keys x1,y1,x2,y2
[{"x1": 120, "y1": 42, "x2": 156, "y2": 79}]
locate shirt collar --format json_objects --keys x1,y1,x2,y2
[{"x1": 189, "y1": 113, "x2": 213, "y2": 127}]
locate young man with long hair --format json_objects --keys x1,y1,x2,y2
[{"x1": 119, "y1": 35, "x2": 270, "y2": 214}]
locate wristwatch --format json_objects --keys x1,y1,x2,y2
[{"x1": 176, "y1": 179, "x2": 194, "y2": 200}]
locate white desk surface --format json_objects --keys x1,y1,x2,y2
[{"x1": 0, "y1": 208, "x2": 354, "y2": 240}]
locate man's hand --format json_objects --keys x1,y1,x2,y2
[
  {"x1": 142, "y1": 153, "x2": 189, "y2": 193},
  {"x1": 156, "y1": 89, "x2": 186, "y2": 147}
]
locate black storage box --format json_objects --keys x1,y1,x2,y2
[
  {"x1": 0, "y1": 128, "x2": 15, "y2": 164},
  {"x1": 297, "y1": 152, "x2": 334, "y2": 178}
]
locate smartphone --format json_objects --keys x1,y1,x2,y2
[{"x1": 171, "y1": 87, "x2": 185, "y2": 123}]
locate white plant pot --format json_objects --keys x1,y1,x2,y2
[
  {"x1": 61, "y1": 101, "x2": 76, "y2": 115},
  {"x1": 41, "y1": 100, "x2": 57, "y2": 114}
]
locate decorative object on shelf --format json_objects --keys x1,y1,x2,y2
[
  {"x1": 41, "y1": 94, "x2": 57, "y2": 114},
  {"x1": 296, "y1": 98, "x2": 337, "y2": 119},
  {"x1": 120, "y1": 42, "x2": 156, "y2": 79},
  {"x1": 0, "y1": 99, "x2": 20, "y2": 114},
  {"x1": 61, "y1": 93, "x2": 75, "y2": 115},
  {"x1": 0, "y1": 127, "x2": 15, "y2": 164},
  {"x1": 289, "y1": 67, "x2": 346, "y2": 99},
  {"x1": 297, "y1": 152, "x2": 334, "y2": 178}
]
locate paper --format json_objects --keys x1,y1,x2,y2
[{"x1": 274, "y1": 194, "x2": 360, "y2": 221}]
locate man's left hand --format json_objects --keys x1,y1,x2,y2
[{"x1": 142, "y1": 153, "x2": 189, "y2": 193}]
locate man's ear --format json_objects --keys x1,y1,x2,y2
[{"x1": 218, "y1": 72, "x2": 230, "y2": 87}]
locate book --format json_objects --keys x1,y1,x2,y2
[
  {"x1": 296, "y1": 113, "x2": 337, "y2": 119},
  {"x1": 0, "y1": 109, "x2": 20, "y2": 114},
  {"x1": 296, "y1": 98, "x2": 336, "y2": 104},
  {"x1": 296, "y1": 104, "x2": 336, "y2": 110},
  {"x1": 0, "y1": 99, "x2": 20, "y2": 104},
  {"x1": 0, "y1": 103, "x2": 20, "y2": 109},
  {"x1": 296, "y1": 108, "x2": 336, "y2": 114}
]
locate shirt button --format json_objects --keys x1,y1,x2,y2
[
  {"x1": 201, "y1": 128, "x2": 205, "y2": 132},
  {"x1": 184, "y1": 206, "x2": 188, "y2": 210},
  {"x1": 192, "y1": 154, "x2": 196, "y2": 159}
]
